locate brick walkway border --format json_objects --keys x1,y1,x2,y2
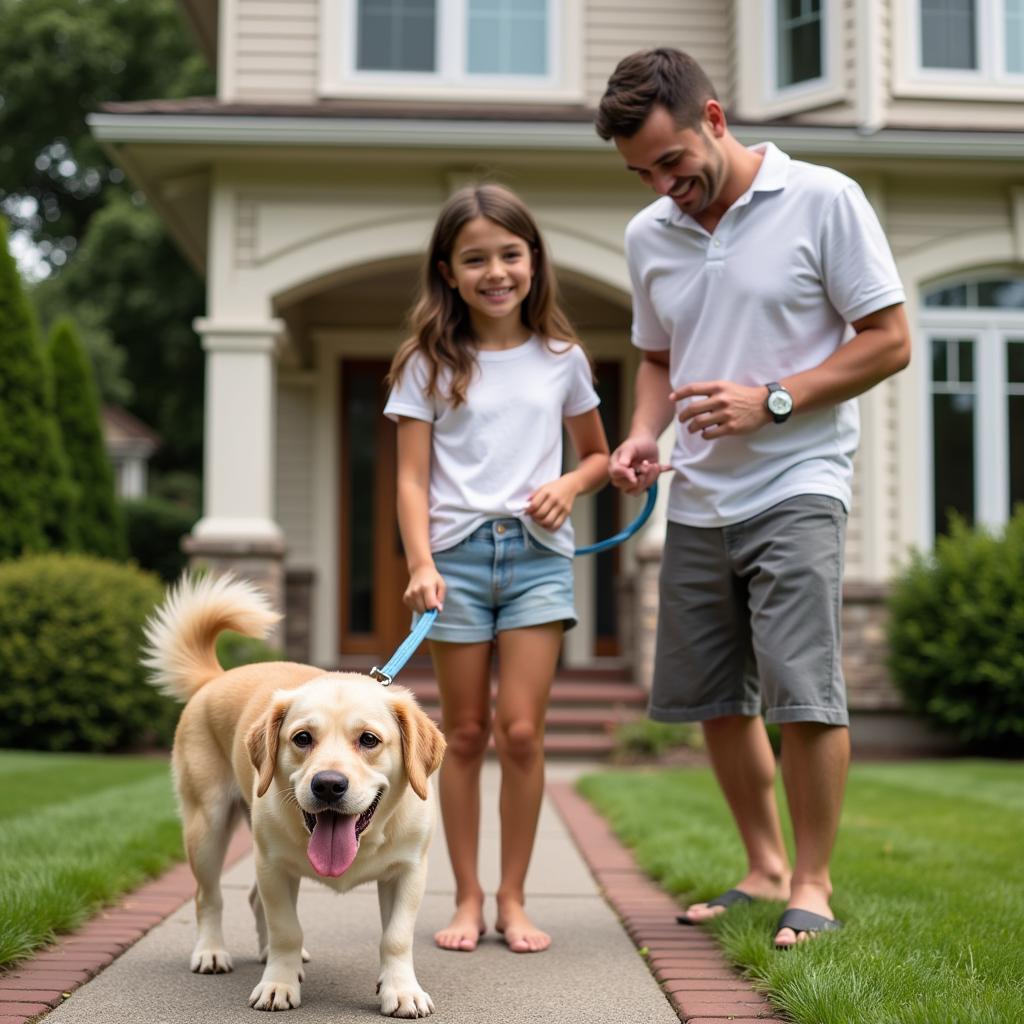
[
  {"x1": 547, "y1": 782, "x2": 785, "y2": 1024},
  {"x1": 0, "y1": 828, "x2": 253, "y2": 1024}
]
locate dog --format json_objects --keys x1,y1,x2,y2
[{"x1": 142, "y1": 574, "x2": 446, "y2": 1017}]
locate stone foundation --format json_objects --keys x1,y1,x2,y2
[
  {"x1": 181, "y1": 533, "x2": 286, "y2": 647},
  {"x1": 284, "y1": 568, "x2": 315, "y2": 663}
]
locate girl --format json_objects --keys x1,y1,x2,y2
[{"x1": 384, "y1": 184, "x2": 609, "y2": 954}]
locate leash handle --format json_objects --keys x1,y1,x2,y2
[
  {"x1": 574, "y1": 483, "x2": 658, "y2": 556},
  {"x1": 370, "y1": 608, "x2": 439, "y2": 685}
]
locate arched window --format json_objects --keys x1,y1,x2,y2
[{"x1": 920, "y1": 273, "x2": 1024, "y2": 543}]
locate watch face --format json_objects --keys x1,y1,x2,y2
[{"x1": 767, "y1": 389, "x2": 793, "y2": 416}]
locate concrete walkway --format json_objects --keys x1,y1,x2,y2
[{"x1": 38, "y1": 762, "x2": 681, "y2": 1024}]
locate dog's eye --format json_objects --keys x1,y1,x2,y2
[
  {"x1": 359, "y1": 732, "x2": 380, "y2": 749},
  {"x1": 292, "y1": 731, "x2": 313, "y2": 748}
]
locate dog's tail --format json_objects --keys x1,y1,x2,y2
[{"x1": 142, "y1": 573, "x2": 281, "y2": 702}]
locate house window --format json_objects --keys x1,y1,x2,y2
[
  {"x1": 1008, "y1": 0, "x2": 1024, "y2": 72},
  {"x1": 353, "y1": 0, "x2": 550, "y2": 80},
  {"x1": 776, "y1": 0, "x2": 823, "y2": 87},
  {"x1": 922, "y1": 275, "x2": 1024, "y2": 542},
  {"x1": 913, "y1": 0, "x2": 1024, "y2": 81},
  {"x1": 921, "y1": 0, "x2": 976, "y2": 70},
  {"x1": 467, "y1": 0, "x2": 547, "y2": 76},
  {"x1": 357, "y1": 0, "x2": 436, "y2": 73}
]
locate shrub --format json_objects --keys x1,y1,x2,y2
[
  {"x1": 47, "y1": 318, "x2": 127, "y2": 559},
  {"x1": 612, "y1": 718, "x2": 702, "y2": 760},
  {"x1": 0, "y1": 217, "x2": 78, "y2": 556},
  {"x1": 0, "y1": 554, "x2": 176, "y2": 752},
  {"x1": 121, "y1": 495, "x2": 197, "y2": 582},
  {"x1": 216, "y1": 630, "x2": 283, "y2": 671},
  {"x1": 888, "y1": 511, "x2": 1024, "y2": 752}
]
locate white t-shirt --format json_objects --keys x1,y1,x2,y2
[
  {"x1": 626, "y1": 142, "x2": 906, "y2": 527},
  {"x1": 383, "y1": 337, "x2": 600, "y2": 557}
]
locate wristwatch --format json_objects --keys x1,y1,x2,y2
[{"x1": 765, "y1": 382, "x2": 794, "y2": 423}]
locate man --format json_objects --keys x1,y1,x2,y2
[{"x1": 595, "y1": 48, "x2": 910, "y2": 949}]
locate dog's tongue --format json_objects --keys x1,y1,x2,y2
[{"x1": 307, "y1": 812, "x2": 359, "y2": 877}]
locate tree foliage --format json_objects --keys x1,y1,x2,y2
[
  {"x1": 0, "y1": 0, "x2": 213, "y2": 272},
  {"x1": 33, "y1": 195, "x2": 205, "y2": 472},
  {"x1": 0, "y1": 217, "x2": 78, "y2": 558},
  {"x1": 47, "y1": 317, "x2": 127, "y2": 558}
]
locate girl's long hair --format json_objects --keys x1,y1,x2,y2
[{"x1": 388, "y1": 183, "x2": 584, "y2": 407}]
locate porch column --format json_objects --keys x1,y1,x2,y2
[{"x1": 183, "y1": 318, "x2": 287, "y2": 629}]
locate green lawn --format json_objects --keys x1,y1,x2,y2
[
  {"x1": 578, "y1": 760, "x2": 1024, "y2": 1024},
  {"x1": 0, "y1": 750, "x2": 183, "y2": 968}
]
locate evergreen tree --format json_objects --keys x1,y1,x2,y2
[
  {"x1": 47, "y1": 317, "x2": 126, "y2": 558},
  {"x1": 0, "y1": 217, "x2": 79, "y2": 558}
]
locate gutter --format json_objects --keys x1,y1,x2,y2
[{"x1": 86, "y1": 113, "x2": 1024, "y2": 160}]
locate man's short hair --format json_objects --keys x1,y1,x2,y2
[{"x1": 594, "y1": 48, "x2": 718, "y2": 141}]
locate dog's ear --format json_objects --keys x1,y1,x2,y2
[
  {"x1": 390, "y1": 690, "x2": 446, "y2": 801},
  {"x1": 246, "y1": 699, "x2": 289, "y2": 798}
]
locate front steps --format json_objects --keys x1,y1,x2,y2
[{"x1": 389, "y1": 660, "x2": 650, "y2": 758}]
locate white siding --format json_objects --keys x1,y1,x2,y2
[
  {"x1": 276, "y1": 377, "x2": 316, "y2": 564},
  {"x1": 885, "y1": 184, "x2": 1012, "y2": 260},
  {"x1": 233, "y1": 0, "x2": 319, "y2": 101},
  {"x1": 585, "y1": 0, "x2": 730, "y2": 105}
]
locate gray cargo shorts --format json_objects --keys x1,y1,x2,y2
[{"x1": 650, "y1": 493, "x2": 849, "y2": 727}]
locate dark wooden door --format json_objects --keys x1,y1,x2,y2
[{"x1": 338, "y1": 360, "x2": 408, "y2": 658}]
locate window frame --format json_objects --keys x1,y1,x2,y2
[
  {"x1": 919, "y1": 274, "x2": 1024, "y2": 547},
  {"x1": 735, "y1": 0, "x2": 845, "y2": 119},
  {"x1": 320, "y1": 0, "x2": 583, "y2": 102},
  {"x1": 895, "y1": 0, "x2": 1024, "y2": 100}
]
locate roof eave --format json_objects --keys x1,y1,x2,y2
[{"x1": 86, "y1": 112, "x2": 1024, "y2": 159}]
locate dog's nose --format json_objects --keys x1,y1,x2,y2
[{"x1": 311, "y1": 771, "x2": 349, "y2": 802}]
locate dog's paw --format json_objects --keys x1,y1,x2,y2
[
  {"x1": 249, "y1": 980, "x2": 301, "y2": 1011},
  {"x1": 302, "y1": 947, "x2": 311, "y2": 963},
  {"x1": 190, "y1": 948, "x2": 233, "y2": 974},
  {"x1": 378, "y1": 984, "x2": 434, "y2": 1018}
]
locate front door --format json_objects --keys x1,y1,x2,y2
[{"x1": 338, "y1": 360, "x2": 408, "y2": 658}]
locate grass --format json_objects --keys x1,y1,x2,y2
[
  {"x1": 578, "y1": 760, "x2": 1024, "y2": 1024},
  {"x1": 0, "y1": 749, "x2": 183, "y2": 968}
]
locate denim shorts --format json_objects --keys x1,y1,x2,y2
[
  {"x1": 650, "y1": 494, "x2": 849, "y2": 727},
  {"x1": 416, "y1": 518, "x2": 577, "y2": 643}
]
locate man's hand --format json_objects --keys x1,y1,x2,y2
[
  {"x1": 609, "y1": 437, "x2": 672, "y2": 495},
  {"x1": 403, "y1": 564, "x2": 445, "y2": 613},
  {"x1": 672, "y1": 380, "x2": 772, "y2": 438}
]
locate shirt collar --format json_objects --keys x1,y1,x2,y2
[{"x1": 656, "y1": 141, "x2": 790, "y2": 229}]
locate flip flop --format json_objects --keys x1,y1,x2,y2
[
  {"x1": 773, "y1": 908, "x2": 843, "y2": 950},
  {"x1": 676, "y1": 888, "x2": 755, "y2": 926}
]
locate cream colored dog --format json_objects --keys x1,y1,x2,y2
[{"x1": 143, "y1": 574, "x2": 445, "y2": 1017}]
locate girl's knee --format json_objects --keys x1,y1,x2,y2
[
  {"x1": 445, "y1": 719, "x2": 491, "y2": 760},
  {"x1": 495, "y1": 718, "x2": 542, "y2": 765}
]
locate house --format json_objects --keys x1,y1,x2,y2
[
  {"x1": 101, "y1": 404, "x2": 160, "y2": 499},
  {"x1": 88, "y1": 1, "x2": 1024, "y2": 715}
]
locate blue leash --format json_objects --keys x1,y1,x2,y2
[{"x1": 370, "y1": 483, "x2": 658, "y2": 685}]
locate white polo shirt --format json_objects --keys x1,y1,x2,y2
[{"x1": 626, "y1": 142, "x2": 905, "y2": 527}]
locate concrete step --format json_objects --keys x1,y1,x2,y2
[
  {"x1": 403, "y1": 679, "x2": 648, "y2": 708},
  {"x1": 398, "y1": 668, "x2": 648, "y2": 759}
]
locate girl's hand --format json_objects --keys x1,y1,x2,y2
[
  {"x1": 404, "y1": 564, "x2": 445, "y2": 613},
  {"x1": 526, "y1": 475, "x2": 579, "y2": 531}
]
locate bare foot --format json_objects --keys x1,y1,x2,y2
[
  {"x1": 774, "y1": 881, "x2": 836, "y2": 949},
  {"x1": 434, "y1": 898, "x2": 486, "y2": 952},
  {"x1": 495, "y1": 897, "x2": 550, "y2": 953},
  {"x1": 679, "y1": 870, "x2": 790, "y2": 925}
]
